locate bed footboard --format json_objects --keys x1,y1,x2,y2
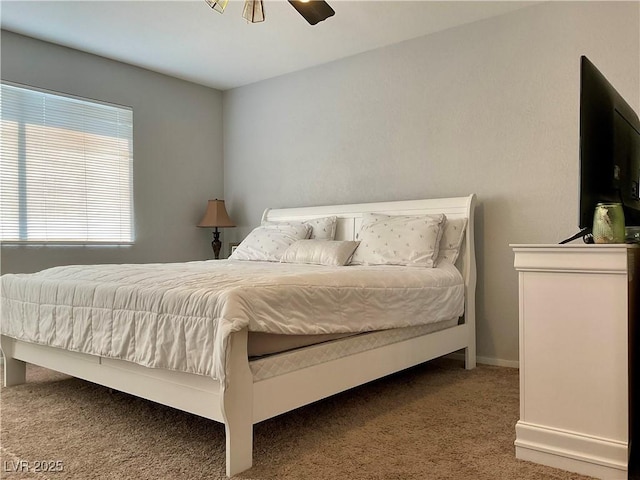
[
  {"x1": 221, "y1": 329, "x2": 254, "y2": 477},
  {"x1": 1, "y1": 335, "x2": 26, "y2": 387},
  {"x1": 1, "y1": 330, "x2": 257, "y2": 478}
]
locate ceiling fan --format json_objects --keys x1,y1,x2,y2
[{"x1": 205, "y1": 0, "x2": 335, "y2": 25}]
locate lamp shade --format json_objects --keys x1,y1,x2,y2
[{"x1": 197, "y1": 199, "x2": 235, "y2": 228}]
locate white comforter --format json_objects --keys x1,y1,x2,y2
[{"x1": 1, "y1": 259, "x2": 464, "y2": 383}]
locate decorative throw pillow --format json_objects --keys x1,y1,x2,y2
[
  {"x1": 263, "y1": 216, "x2": 337, "y2": 241},
  {"x1": 350, "y1": 213, "x2": 446, "y2": 267},
  {"x1": 438, "y1": 217, "x2": 467, "y2": 264},
  {"x1": 280, "y1": 240, "x2": 360, "y2": 266},
  {"x1": 230, "y1": 223, "x2": 311, "y2": 262},
  {"x1": 303, "y1": 216, "x2": 338, "y2": 240}
]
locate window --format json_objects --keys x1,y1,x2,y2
[{"x1": 0, "y1": 83, "x2": 134, "y2": 243}]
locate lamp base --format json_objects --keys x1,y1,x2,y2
[{"x1": 212, "y1": 228, "x2": 222, "y2": 260}]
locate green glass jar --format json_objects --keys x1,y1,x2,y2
[{"x1": 592, "y1": 202, "x2": 626, "y2": 243}]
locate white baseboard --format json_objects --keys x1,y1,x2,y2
[{"x1": 446, "y1": 352, "x2": 519, "y2": 369}]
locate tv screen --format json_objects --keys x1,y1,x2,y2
[{"x1": 576, "y1": 56, "x2": 640, "y2": 241}]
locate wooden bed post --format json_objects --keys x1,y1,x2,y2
[
  {"x1": 1, "y1": 336, "x2": 26, "y2": 386},
  {"x1": 220, "y1": 329, "x2": 254, "y2": 477},
  {"x1": 464, "y1": 310, "x2": 477, "y2": 370},
  {"x1": 463, "y1": 194, "x2": 477, "y2": 370}
]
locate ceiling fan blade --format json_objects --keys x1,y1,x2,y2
[
  {"x1": 205, "y1": 0, "x2": 229, "y2": 14},
  {"x1": 243, "y1": 0, "x2": 265, "y2": 23},
  {"x1": 288, "y1": 1, "x2": 335, "y2": 25}
]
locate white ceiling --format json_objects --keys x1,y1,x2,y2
[{"x1": 1, "y1": 0, "x2": 538, "y2": 90}]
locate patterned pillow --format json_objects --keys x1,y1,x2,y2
[
  {"x1": 281, "y1": 240, "x2": 360, "y2": 266},
  {"x1": 303, "y1": 216, "x2": 337, "y2": 240},
  {"x1": 230, "y1": 223, "x2": 311, "y2": 262},
  {"x1": 438, "y1": 217, "x2": 467, "y2": 264},
  {"x1": 263, "y1": 216, "x2": 337, "y2": 241},
  {"x1": 350, "y1": 213, "x2": 446, "y2": 267}
]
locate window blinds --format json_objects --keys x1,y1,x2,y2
[{"x1": 0, "y1": 83, "x2": 134, "y2": 243}]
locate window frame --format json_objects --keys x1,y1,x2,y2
[{"x1": 0, "y1": 81, "x2": 135, "y2": 246}]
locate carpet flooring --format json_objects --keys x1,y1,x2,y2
[{"x1": 0, "y1": 358, "x2": 594, "y2": 479}]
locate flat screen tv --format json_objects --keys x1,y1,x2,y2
[{"x1": 562, "y1": 56, "x2": 640, "y2": 244}]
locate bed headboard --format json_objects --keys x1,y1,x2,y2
[{"x1": 262, "y1": 194, "x2": 477, "y2": 330}]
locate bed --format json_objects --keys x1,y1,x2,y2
[{"x1": 1, "y1": 194, "x2": 476, "y2": 477}]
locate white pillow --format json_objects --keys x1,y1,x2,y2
[
  {"x1": 438, "y1": 217, "x2": 467, "y2": 264},
  {"x1": 350, "y1": 213, "x2": 445, "y2": 267},
  {"x1": 263, "y1": 216, "x2": 337, "y2": 241},
  {"x1": 281, "y1": 240, "x2": 360, "y2": 266},
  {"x1": 303, "y1": 216, "x2": 337, "y2": 240},
  {"x1": 230, "y1": 223, "x2": 311, "y2": 262}
]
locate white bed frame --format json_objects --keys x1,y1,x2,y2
[{"x1": 1, "y1": 194, "x2": 477, "y2": 477}]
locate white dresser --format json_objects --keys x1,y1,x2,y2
[{"x1": 512, "y1": 244, "x2": 640, "y2": 479}]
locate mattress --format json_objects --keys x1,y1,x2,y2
[
  {"x1": 1, "y1": 259, "x2": 464, "y2": 384},
  {"x1": 248, "y1": 331, "x2": 355, "y2": 357},
  {"x1": 250, "y1": 317, "x2": 459, "y2": 381}
]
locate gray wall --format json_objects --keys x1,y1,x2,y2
[
  {"x1": 223, "y1": 2, "x2": 640, "y2": 365},
  {"x1": 0, "y1": 31, "x2": 224, "y2": 273}
]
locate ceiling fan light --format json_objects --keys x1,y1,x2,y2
[
  {"x1": 288, "y1": 0, "x2": 335, "y2": 25},
  {"x1": 205, "y1": 0, "x2": 229, "y2": 14},
  {"x1": 242, "y1": 0, "x2": 265, "y2": 23}
]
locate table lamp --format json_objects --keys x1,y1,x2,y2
[{"x1": 197, "y1": 199, "x2": 235, "y2": 259}]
